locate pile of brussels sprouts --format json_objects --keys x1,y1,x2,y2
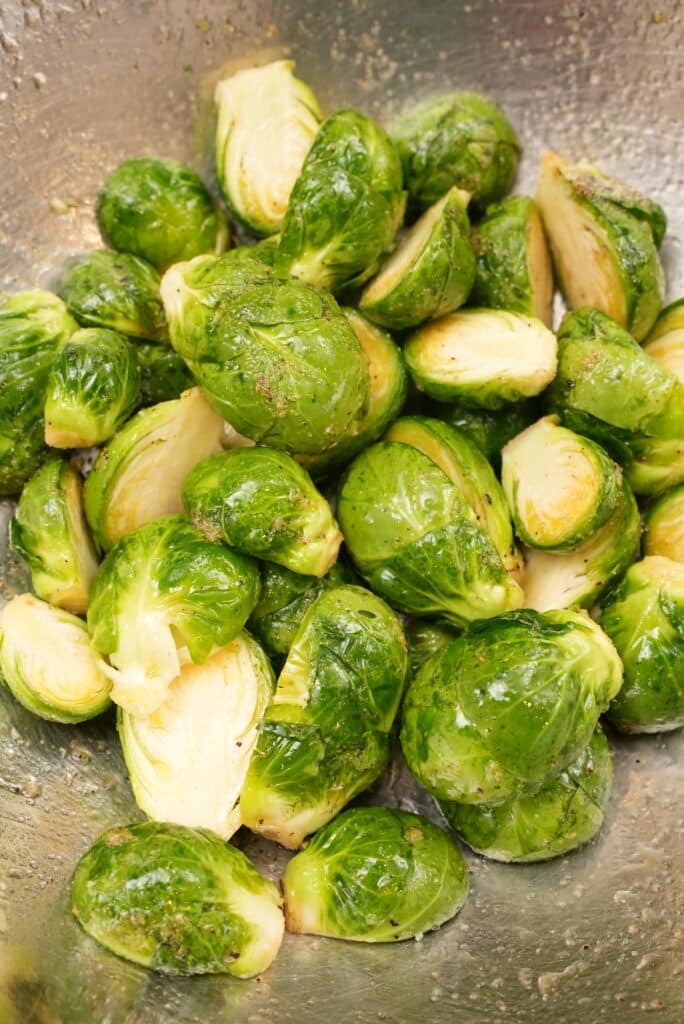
[{"x1": 1, "y1": 59, "x2": 683, "y2": 980}]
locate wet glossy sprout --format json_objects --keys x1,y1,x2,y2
[
  {"x1": 44, "y1": 328, "x2": 141, "y2": 449},
  {"x1": 643, "y1": 298, "x2": 684, "y2": 382},
  {"x1": 11, "y1": 459, "x2": 98, "y2": 614},
  {"x1": 283, "y1": 807, "x2": 468, "y2": 941},
  {"x1": 405, "y1": 619, "x2": 459, "y2": 678},
  {"x1": 644, "y1": 484, "x2": 684, "y2": 563},
  {"x1": 429, "y1": 398, "x2": 539, "y2": 472},
  {"x1": 404, "y1": 309, "x2": 557, "y2": 408},
  {"x1": 0, "y1": 594, "x2": 111, "y2": 723},
  {"x1": 71, "y1": 821, "x2": 284, "y2": 978},
  {"x1": 97, "y1": 156, "x2": 228, "y2": 271},
  {"x1": 135, "y1": 341, "x2": 195, "y2": 406},
  {"x1": 215, "y1": 60, "x2": 322, "y2": 236},
  {"x1": 400, "y1": 608, "x2": 622, "y2": 805},
  {"x1": 87, "y1": 515, "x2": 260, "y2": 716},
  {"x1": 118, "y1": 633, "x2": 274, "y2": 839},
  {"x1": 240, "y1": 586, "x2": 408, "y2": 849},
  {"x1": 536, "y1": 152, "x2": 665, "y2": 341},
  {"x1": 359, "y1": 187, "x2": 476, "y2": 330},
  {"x1": 276, "y1": 109, "x2": 406, "y2": 292},
  {"x1": 442, "y1": 727, "x2": 613, "y2": 863},
  {"x1": 601, "y1": 556, "x2": 684, "y2": 733}
]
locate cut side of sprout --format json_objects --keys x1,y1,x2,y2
[
  {"x1": 645, "y1": 485, "x2": 684, "y2": 563},
  {"x1": 525, "y1": 205, "x2": 554, "y2": 327},
  {"x1": 644, "y1": 302, "x2": 684, "y2": 383}
]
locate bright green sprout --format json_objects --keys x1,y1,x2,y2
[{"x1": 405, "y1": 619, "x2": 459, "y2": 678}]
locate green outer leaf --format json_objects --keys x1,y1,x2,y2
[
  {"x1": 427, "y1": 398, "x2": 539, "y2": 471},
  {"x1": 405, "y1": 619, "x2": 459, "y2": 678},
  {"x1": 135, "y1": 342, "x2": 195, "y2": 406},
  {"x1": 644, "y1": 483, "x2": 684, "y2": 563}
]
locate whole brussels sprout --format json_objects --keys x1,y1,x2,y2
[
  {"x1": 536, "y1": 152, "x2": 664, "y2": 341},
  {"x1": 118, "y1": 633, "x2": 274, "y2": 839},
  {"x1": 359, "y1": 187, "x2": 476, "y2": 330},
  {"x1": 57, "y1": 250, "x2": 167, "y2": 342},
  {"x1": 11, "y1": 459, "x2": 98, "y2": 615},
  {"x1": 44, "y1": 328, "x2": 141, "y2": 449},
  {"x1": 0, "y1": 594, "x2": 111, "y2": 723},
  {"x1": 391, "y1": 92, "x2": 521, "y2": 216},
  {"x1": 400, "y1": 608, "x2": 622, "y2": 805},
  {"x1": 184, "y1": 448, "x2": 342, "y2": 578},
  {"x1": 501, "y1": 416, "x2": 623, "y2": 550},
  {"x1": 601, "y1": 556, "x2": 684, "y2": 733},
  {"x1": 547, "y1": 307, "x2": 684, "y2": 495},
  {"x1": 643, "y1": 297, "x2": 684, "y2": 382},
  {"x1": 276, "y1": 110, "x2": 406, "y2": 292},
  {"x1": 84, "y1": 387, "x2": 225, "y2": 551},
  {"x1": 0, "y1": 290, "x2": 77, "y2": 497},
  {"x1": 337, "y1": 441, "x2": 523, "y2": 626},
  {"x1": 240, "y1": 585, "x2": 408, "y2": 849},
  {"x1": 404, "y1": 309, "x2": 557, "y2": 408},
  {"x1": 428, "y1": 398, "x2": 539, "y2": 472},
  {"x1": 405, "y1": 619, "x2": 459, "y2": 678},
  {"x1": 283, "y1": 807, "x2": 468, "y2": 942},
  {"x1": 97, "y1": 156, "x2": 228, "y2": 272},
  {"x1": 161, "y1": 254, "x2": 370, "y2": 453},
  {"x1": 71, "y1": 821, "x2": 284, "y2": 978},
  {"x1": 135, "y1": 341, "x2": 195, "y2": 406},
  {"x1": 644, "y1": 484, "x2": 684, "y2": 563},
  {"x1": 87, "y1": 515, "x2": 260, "y2": 716},
  {"x1": 441, "y1": 727, "x2": 613, "y2": 863},
  {"x1": 215, "y1": 60, "x2": 322, "y2": 236},
  {"x1": 469, "y1": 195, "x2": 554, "y2": 326}
]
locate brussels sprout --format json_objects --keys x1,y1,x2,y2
[
  {"x1": 87, "y1": 515, "x2": 260, "y2": 716},
  {"x1": 400, "y1": 608, "x2": 622, "y2": 805},
  {"x1": 57, "y1": 250, "x2": 168, "y2": 342},
  {"x1": 522, "y1": 479, "x2": 640, "y2": 612},
  {"x1": 337, "y1": 441, "x2": 523, "y2": 625},
  {"x1": 240, "y1": 586, "x2": 408, "y2": 849},
  {"x1": 644, "y1": 484, "x2": 684, "y2": 563},
  {"x1": 405, "y1": 619, "x2": 459, "y2": 678},
  {"x1": 276, "y1": 110, "x2": 406, "y2": 292},
  {"x1": 283, "y1": 807, "x2": 468, "y2": 942},
  {"x1": 601, "y1": 556, "x2": 684, "y2": 733},
  {"x1": 0, "y1": 290, "x2": 77, "y2": 497},
  {"x1": 215, "y1": 60, "x2": 322, "y2": 236},
  {"x1": 501, "y1": 416, "x2": 623, "y2": 550},
  {"x1": 359, "y1": 188, "x2": 476, "y2": 330},
  {"x1": 429, "y1": 398, "x2": 539, "y2": 471},
  {"x1": 469, "y1": 195, "x2": 554, "y2": 326},
  {"x1": 441, "y1": 727, "x2": 613, "y2": 863},
  {"x1": 391, "y1": 92, "x2": 521, "y2": 216},
  {"x1": 643, "y1": 298, "x2": 684, "y2": 382},
  {"x1": 135, "y1": 341, "x2": 195, "y2": 406},
  {"x1": 404, "y1": 309, "x2": 557, "y2": 408},
  {"x1": 0, "y1": 594, "x2": 111, "y2": 723},
  {"x1": 84, "y1": 387, "x2": 225, "y2": 551},
  {"x1": 44, "y1": 328, "x2": 141, "y2": 449},
  {"x1": 97, "y1": 156, "x2": 228, "y2": 272},
  {"x1": 11, "y1": 459, "x2": 98, "y2": 614},
  {"x1": 536, "y1": 152, "x2": 664, "y2": 341},
  {"x1": 119, "y1": 633, "x2": 274, "y2": 839},
  {"x1": 547, "y1": 307, "x2": 684, "y2": 495},
  {"x1": 71, "y1": 821, "x2": 284, "y2": 978},
  {"x1": 184, "y1": 448, "x2": 342, "y2": 577}
]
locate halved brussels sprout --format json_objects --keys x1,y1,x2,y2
[
  {"x1": 337, "y1": 441, "x2": 523, "y2": 626},
  {"x1": 601, "y1": 556, "x2": 684, "y2": 733},
  {"x1": 71, "y1": 821, "x2": 284, "y2": 978},
  {"x1": 83, "y1": 387, "x2": 225, "y2": 551},
  {"x1": 161, "y1": 254, "x2": 370, "y2": 454},
  {"x1": 0, "y1": 290, "x2": 77, "y2": 497},
  {"x1": 184, "y1": 448, "x2": 342, "y2": 578},
  {"x1": 643, "y1": 298, "x2": 684, "y2": 381},
  {"x1": 57, "y1": 250, "x2": 168, "y2": 342},
  {"x1": 87, "y1": 515, "x2": 260, "y2": 716},
  {"x1": 536, "y1": 152, "x2": 664, "y2": 341},
  {"x1": 469, "y1": 195, "x2": 554, "y2": 326},
  {"x1": 359, "y1": 187, "x2": 476, "y2": 330},
  {"x1": 276, "y1": 110, "x2": 406, "y2": 292},
  {"x1": 215, "y1": 60, "x2": 322, "y2": 236},
  {"x1": 0, "y1": 594, "x2": 111, "y2": 723},
  {"x1": 283, "y1": 807, "x2": 468, "y2": 942},
  {"x1": 429, "y1": 398, "x2": 539, "y2": 471},
  {"x1": 240, "y1": 586, "x2": 408, "y2": 849},
  {"x1": 11, "y1": 459, "x2": 98, "y2": 614},
  {"x1": 404, "y1": 309, "x2": 557, "y2": 408},
  {"x1": 135, "y1": 341, "x2": 195, "y2": 406},
  {"x1": 522, "y1": 479, "x2": 640, "y2": 612},
  {"x1": 501, "y1": 416, "x2": 623, "y2": 550},
  {"x1": 405, "y1": 619, "x2": 459, "y2": 678},
  {"x1": 644, "y1": 484, "x2": 684, "y2": 563},
  {"x1": 441, "y1": 727, "x2": 613, "y2": 863},
  {"x1": 118, "y1": 633, "x2": 274, "y2": 839},
  {"x1": 400, "y1": 608, "x2": 622, "y2": 805},
  {"x1": 97, "y1": 156, "x2": 228, "y2": 272},
  {"x1": 44, "y1": 328, "x2": 141, "y2": 449}
]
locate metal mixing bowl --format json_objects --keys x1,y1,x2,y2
[{"x1": 1, "y1": 2, "x2": 682, "y2": 1021}]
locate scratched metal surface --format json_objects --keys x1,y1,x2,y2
[{"x1": 0, "y1": 1, "x2": 683, "y2": 1021}]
